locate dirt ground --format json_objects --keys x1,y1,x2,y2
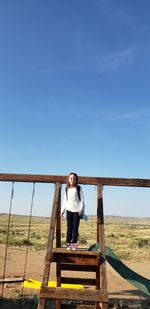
[{"x1": 0, "y1": 245, "x2": 150, "y2": 307}]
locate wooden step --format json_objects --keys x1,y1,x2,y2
[
  {"x1": 60, "y1": 263, "x2": 97, "y2": 272},
  {"x1": 60, "y1": 277, "x2": 96, "y2": 286},
  {"x1": 40, "y1": 286, "x2": 108, "y2": 303},
  {"x1": 51, "y1": 248, "x2": 101, "y2": 266}
]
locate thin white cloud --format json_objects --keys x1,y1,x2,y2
[
  {"x1": 26, "y1": 43, "x2": 134, "y2": 75},
  {"x1": 110, "y1": 109, "x2": 150, "y2": 121},
  {"x1": 95, "y1": 48, "x2": 133, "y2": 74},
  {"x1": 64, "y1": 47, "x2": 134, "y2": 74},
  {"x1": 76, "y1": 107, "x2": 150, "y2": 123}
]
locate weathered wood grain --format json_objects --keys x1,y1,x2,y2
[
  {"x1": 0, "y1": 173, "x2": 150, "y2": 187},
  {"x1": 40, "y1": 286, "x2": 108, "y2": 302}
]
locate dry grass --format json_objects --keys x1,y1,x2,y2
[
  {"x1": 0, "y1": 214, "x2": 150, "y2": 308},
  {"x1": 0, "y1": 213, "x2": 150, "y2": 260}
]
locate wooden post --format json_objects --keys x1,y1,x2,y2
[
  {"x1": 38, "y1": 182, "x2": 61, "y2": 309},
  {"x1": 56, "y1": 187, "x2": 61, "y2": 309},
  {"x1": 56, "y1": 186, "x2": 61, "y2": 248},
  {"x1": 56, "y1": 262, "x2": 61, "y2": 309},
  {"x1": 97, "y1": 185, "x2": 108, "y2": 309}
]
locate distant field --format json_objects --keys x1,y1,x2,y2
[{"x1": 0, "y1": 213, "x2": 150, "y2": 260}]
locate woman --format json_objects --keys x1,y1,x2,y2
[{"x1": 61, "y1": 172, "x2": 84, "y2": 250}]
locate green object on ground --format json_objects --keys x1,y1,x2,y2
[{"x1": 88, "y1": 243, "x2": 150, "y2": 297}]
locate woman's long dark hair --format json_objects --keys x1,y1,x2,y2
[
  {"x1": 65, "y1": 172, "x2": 81, "y2": 201},
  {"x1": 66, "y1": 172, "x2": 78, "y2": 189}
]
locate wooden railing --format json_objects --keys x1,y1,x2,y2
[{"x1": 0, "y1": 173, "x2": 150, "y2": 187}]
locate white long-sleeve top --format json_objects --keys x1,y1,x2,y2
[{"x1": 61, "y1": 186, "x2": 84, "y2": 214}]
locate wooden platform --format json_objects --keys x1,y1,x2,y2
[{"x1": 37, "y1": 183, "x2": 108, "y2": 309}]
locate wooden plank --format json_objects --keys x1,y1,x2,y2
[
  {"x1": 52, "y1": 248, "x2": 100, "y2": 256},
  {"x1": 55, "y1": 184, "x2": 62, "y2": 309},
  {"x1": 0, "y1": 173, "x2": 150, "y2": 187},
  {"x1": 40, "y1": 287, "x2": 108, "y2": 302},
  {"x1": 56, "y1": 186, "x2": 61, "y2": 248},
  {"x1": 37, "y1": 299, "x2": 46, "y2": 308},
  {"x1": 51, "y1": 249, "x2": 100, "y2": 266},
  {"x1": 56, "y1": 299, "x2": 61, "y2": 309},
  {"x1": 56, "y1": 263, "x2": 61, "y2": 286},
  {"x1": 0, "y1": 277, "x2": 24, "y2": 284},
  {"x1": 97, "y1": 186, "x2": 108, "y2": 309},
  {"x1": 96, "y1": 251, "x2": 101, "y2": 309},
  {"x1": 52, "y1": 255, "x2": 99, "y2": 266},
  {"x1": 38, "y1": 183, "x2": 61, "y2": 309},
  {"x1": 56, "y1": 189, "x2": 61, "y2": 309},
  {"x1": 97, "y1": 186, "x2": 105, "y2": 254},
  {"x1": 41, "y1": 183, "x2": 61, "y2": 286},
  {"x1": 56, "y1": 262, "x2": 61, "y2": 309},
  {"x1": 61, "y1": 264, "x2": 96, "y2": 272},
  {"x1": 0, "y1": 173, "x2": 67, "y2": 184},
  {"x1": 61, "y1": 277, "x2": 96, "y2": 286},
  {"x1": 96, "y1": 256, "x2": 100, "y2": 290}
]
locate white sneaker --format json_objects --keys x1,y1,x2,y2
[
  {"x1": 72, "y1": 243, "x2": 77, "y2": 250},
  {"x1": 66, "y1": 243, "x2": 71, "y2": 250}
]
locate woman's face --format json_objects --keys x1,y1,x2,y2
[{"x1": 69, "y1": 174, "x2": 77, "y2": 187}]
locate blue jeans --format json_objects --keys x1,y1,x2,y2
[{"x1": 66, "y1": 210, "x2": 80, "y2": 244}]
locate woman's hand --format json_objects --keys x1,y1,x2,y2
[{"x1": 61, "y1": 211, "x2": 65, "y2": 218}]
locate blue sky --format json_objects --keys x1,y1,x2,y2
[{"x1": 0, "y1": 1, "x2": 150, "y2": 217}]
